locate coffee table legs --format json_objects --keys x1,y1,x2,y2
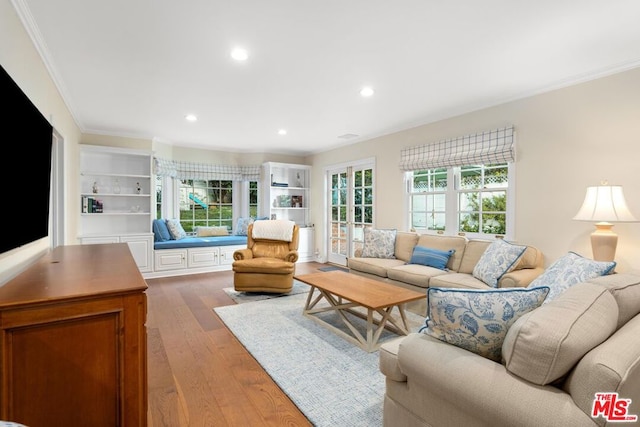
[{"x1": 303, "y1": 286, "x2": 411, "y2": 352}]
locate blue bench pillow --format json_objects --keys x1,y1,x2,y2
[{"x1": 153, "y1": 219, "x2": 172, "y2": 242}]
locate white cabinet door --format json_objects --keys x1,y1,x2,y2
[
  {"x1": 297, "y1": 227, "x2": 314, "y2": 262},
  {"x1": 154, "y1": 249, "x2": 188, "y2": 271},
  {"x1": 188, "y1": 247, "x2": 220, "y2": 268},
  {"x1": 120, "y1": 234, "x2": 153, "y2": 273}
]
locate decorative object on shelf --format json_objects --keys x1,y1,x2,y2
[
  {"x1": 136, "y1": 182, "x2": 141, "y2": 194},
  {"x1": 271, "y1": 214, "x2": 277, "y2": 220},
  {"x1": 291, "y1": 195, "x2": 303, "y2": 208},
  {"x1": 296, "y1": 172, "x2": 303, "y2": 187},
  {"x1": 278, "y1": 195, "x2": 291, "y2": 207},
  {"x1": 113, "y1": 179, "x2": 121, "y2": 194},
  {"x1": 273, "y1": 199, "x2": 277, "y2": 207},
  {"x1": 573, "y1": 181, "x2": 637, "y2": 261},
  {"x1": 92, "y1": 181, "x2": 98, "y2": 194}
]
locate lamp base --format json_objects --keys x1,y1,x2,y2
[{"x1": 590, "y1": 222, "x2": 617, "y2": 262}]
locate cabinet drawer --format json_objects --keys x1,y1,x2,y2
[
  {"x1": 188, "y1": 247, "x2": 220, "y2": 268},
  {"x1": 154, "y1": 249, "x2": 187, "y2": 271}
]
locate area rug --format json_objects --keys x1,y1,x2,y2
[
  {"x1": 223, "y1": 280, "x2": 309, "y2": 304},
  {"x1": 317, "y1": 265, "x2": 349, "y2": 272},
  {"x1": 214, "y1": 293, "x2": 425, "y2": 426}
]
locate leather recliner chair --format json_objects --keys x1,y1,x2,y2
[{"x1": 232, "y1": 220, "x2": 299, "y2": 293}]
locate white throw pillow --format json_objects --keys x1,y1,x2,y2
[
  {"x1": 420, "y1": 286, "x2": 549, "y2": 362},
  {"x1": 472, "y1": 239, "x2": 527, "y2": 287},
  {"x1": 361, "y1": 228, "x2": 396, "y2": 259},
  {"x1": 527, "y1": 251, "x2": 616, "y2": 302}
]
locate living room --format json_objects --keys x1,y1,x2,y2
[{"x1": 2, "y1": 1, "x2": 640, "y2": 426}]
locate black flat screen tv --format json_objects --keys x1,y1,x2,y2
[{"x1": 1, "y1": 64, "x2": 53, "y2": 255}]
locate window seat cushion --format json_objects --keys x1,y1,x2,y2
[{"x1": 154, "y1": 235, "x2": 247, "y2": 250}]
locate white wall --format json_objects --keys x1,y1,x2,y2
[
  {"x1": 0, "y1": 1, "x2": 82, "y2": 282},
  {"x1": 309, "y1": 67, "x2": 640, "y2": 272}
]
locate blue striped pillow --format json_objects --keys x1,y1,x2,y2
[{"x1": 409, "y1": 246, "x2": 455, "y2": 270}]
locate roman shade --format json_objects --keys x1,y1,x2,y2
[
  {"x1": 399, "y1": 126, "x2": 515, "y2": 171},
  {"x1": 154, "y1": 158, "x2": 260, "y2": 181}
]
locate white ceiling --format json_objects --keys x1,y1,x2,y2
[{"x1": 15, "y1": 0, "x2": 640, "y2": 156}]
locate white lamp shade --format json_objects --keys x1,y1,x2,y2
[{"x1": 573, "y1": 185, "x2": 637, "y2": 223}]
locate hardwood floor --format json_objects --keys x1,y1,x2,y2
[{"x1": 146, "y1": 262, "x2": 325, "y2": 426}]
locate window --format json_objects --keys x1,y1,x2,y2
[
  {"x1": 408, "y1": 163, "x2": 513, "y2": 238},
  {"x1": 178, "y1": 179, "x2": 233, "y2": 233},
  {"x1": 249, "y1": 181, "x2": 258, "y2": 217}
]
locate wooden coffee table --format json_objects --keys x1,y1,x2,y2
[{"x1": 294, "y1": 271, "x2": 425, "y2": 352}]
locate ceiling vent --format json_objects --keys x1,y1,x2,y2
[{"x1": 338, "y1": 133, "x2": 359, "y2": 140}]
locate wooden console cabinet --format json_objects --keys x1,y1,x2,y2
[{"x1": 0, "y1": 244, "x2": 148, "y2": 427}]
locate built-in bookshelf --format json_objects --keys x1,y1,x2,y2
[
  {"x1": 79, "y1": 145, "x2": 154, "y2": 272},
  {"x1": 260, "y1": 162, "x2": 314, "y2": 261}
]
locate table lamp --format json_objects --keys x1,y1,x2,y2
[{"x1": 573, "y1": 182, "x2": 636, "y2": 261}]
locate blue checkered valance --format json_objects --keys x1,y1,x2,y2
[
  {"x1": 399, "y1": 126, "x2": 515, "y2": 171},
  {"x1": 154, "y1": 158, "x2": 260, "y2": 181}
]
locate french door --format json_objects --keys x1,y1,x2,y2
[{"x1": 326, "y1": 159, "x2": 375, "y2": 266}]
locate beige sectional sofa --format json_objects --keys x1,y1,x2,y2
[
  {"x1": 379, "y1": 272, "x2": 640, "y2": 427},
  {"x1": 347, "y1": 232, "x2": 544, "y2": 314}
]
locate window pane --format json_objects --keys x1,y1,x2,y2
[
  {"x1": 460, "y1": 166, "x2": 482, "y2": 190},
  {"x1": 459, "y1": 212, "x2": 480, "y2": 232}
]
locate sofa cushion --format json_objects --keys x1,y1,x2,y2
[
  {"x1": 409, "y1": 246, "x2": 455, "y2": 270},
  {"x1": 562, "y1": 313, "x2": 640, "y2": 419},
  {"x1": 420, "y1": 286, "x2": 549, "y2": 362},
  {"x1": 428, "y1": 273, "x2": 493, "y2": 290},
  {"x1": 527, "y1": 251, "x2": 616, "y2": 302},
  {"x1": 472, "y1": 239, "x2": 527, "y2": 287},
  {"x1": 394, "y1": 232, "x2": 420, "y2": 262},
  {"x1": 502, "y1": 282, "x2": 619, "y2": 385},
  {"x1": 347, "y1": 257, "x2": 405, "y2": 278},
  {"x1": 457, "y1": 240, "x2": 492, "y2": 274},
  {"x1": 361, "y1": 228, "x2": 397, "y2": 259},
  {"x1": 387, "y1": 264, "x2": 448, "y2": 289},
  {"x1": 415, "y1": 234, "x2": 467, "y2": 271},
  {"x1": 166, "y1": 218, "x2": 187, "y2": 240},
  {"x1": 587, "y1": 273, "x2": 640, "y2": 329},
  {"x1": 152, "y1": 219, "x2": 172, "y2": 242}
]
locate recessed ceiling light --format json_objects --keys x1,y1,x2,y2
[
  {"x1": 360, "y1": 87, "x2": 375, "y2": 97},
  {"x1": 231, "y1": 47, "x2": 249, "y2": 61},
  {"x1": 185, "y1": 114, "x2": 197, "y2": 122},
  {"x1": 278, "y1": 129, "x2": 287, "y2": 135}
]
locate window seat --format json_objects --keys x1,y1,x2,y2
[
  {"x1": 146, "y1": 219, "x2": 249, "y2": 279},
  {"x1": 153, "y1": 235, "x2": 247, "y2": 250}
]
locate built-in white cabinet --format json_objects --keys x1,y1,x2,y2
[
  {"x1": 260, "y1": 162, "x2": 314, "y2": 262},
  {"x1": 154, "y1": 245, "x2": 245, "y2": 274},
  {"x1": 79, "y1": 145, "x2": 154, "y2": 272},
  {"x1": 261, "y1": 162, "x2": 311, "y2": 226}
]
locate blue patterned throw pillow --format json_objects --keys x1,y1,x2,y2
[
  {"x1": 235, "y1": 217, "x2": 254, "y2": 236},
  {"x1": 165, "y1": 218, "x2": 187, "y2": 240},
  {"x1": 409, "y1": 246, "x2": 455, "y2": 270},
  {"x1": 361, "y1": 228, "x2": 397, "y2": 259},
  {"x1": 472, "y1": 239, "x2": 527, "y2": 287},
  {"x1": 420, "y1": 286, "x2": 550, "y2": 362},
  {"x1": 528, "y1": 251, "x2": 616, "y2": 303}
]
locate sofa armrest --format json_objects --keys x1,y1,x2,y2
[
  {"x1": 284, "y1": 251, "x2": 299, "y2": 263},
  {"x1": 390, "y1": 333, "x2": 594, "y2": 426},
  {"x1": 233, "y1": 248, "x2": 253, "y2": 260},
  {"x1": 499, "y1": 267, "x2": 544, "y2": 288}
]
